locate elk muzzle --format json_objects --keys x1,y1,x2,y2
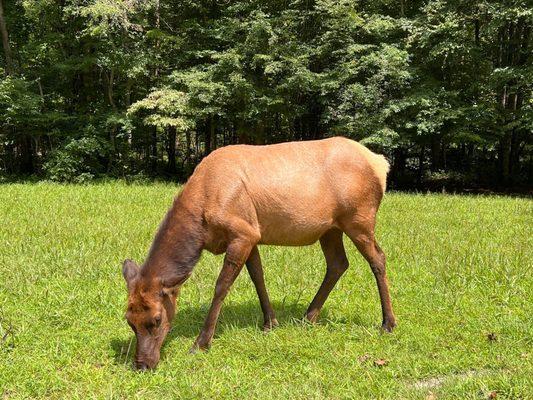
[{"x1": 134, "y1": 333, "x2": 164, "y2": 370}]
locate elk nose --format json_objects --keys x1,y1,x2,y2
[{"x1": 134, "y1": 361, "x2": 149, "y2": 371}]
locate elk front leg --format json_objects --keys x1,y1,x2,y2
[{"x1": 190, "y1": 238, "x2": 253, "y2": 353}]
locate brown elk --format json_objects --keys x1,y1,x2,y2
[{"x1": 122, "y1": 137, "x2": 396, "y2": 370}]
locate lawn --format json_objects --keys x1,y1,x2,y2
[{"x1": 0, "y1": 182, "x2": 531, "y2": 399}]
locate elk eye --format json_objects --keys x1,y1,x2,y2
[{"x1": 154, "y1": 316, "x2": 162, "y2": 327}]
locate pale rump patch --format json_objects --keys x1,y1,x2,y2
[
  {"x1": 350, "y1": 140, "x2": 390, "y2": 193},
  {"x1": 372, "y1": 154, "x2": 390, "y2": 192}
]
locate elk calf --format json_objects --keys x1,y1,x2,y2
[{"x1": 122, "y1": 137, "x2": 396, "y2": 370}]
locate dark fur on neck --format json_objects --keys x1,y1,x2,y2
[{"x1": 141, "y1": 197, "x2": 204, "y2": 287}]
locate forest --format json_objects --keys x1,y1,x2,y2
[{"x1": 0, "y1": 0, "x2": 531, "y2": 190}]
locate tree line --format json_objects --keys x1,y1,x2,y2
[{"x1": 0, "y1": 0, "x2": 531, "y2": 190}]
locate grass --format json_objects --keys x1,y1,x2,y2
[{"x1": 0, "y1": 182, "x2": 531, "y2": 399}]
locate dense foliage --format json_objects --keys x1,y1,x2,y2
[{"x1": 0, "y1": 0, "x2": 531, "y2": 189}]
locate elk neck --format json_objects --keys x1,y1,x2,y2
[{"x1": 140, "y1": 195, "x2": 205, "y2": 285}]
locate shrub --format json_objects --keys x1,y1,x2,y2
[{"x1": 43, "y1": 137, "x2": 106, "y2": 183}]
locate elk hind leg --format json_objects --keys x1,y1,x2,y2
[
  {"x1": 246, "y1": 246, "x2": 278, "y2": 331},
  {"x1": 305, "y1": 228, "x2": 349, "y2": 323},
  {"x1": 343, "y1": 216, "x2": 396, "y2": 332}
]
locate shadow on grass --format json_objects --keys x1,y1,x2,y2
[{"x1": 110, "y1": 299, "x2": 320, "y2": 366}]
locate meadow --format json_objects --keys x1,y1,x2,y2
[{"x1": 0, "y1": 182, "x2": 531, "y2": 399}]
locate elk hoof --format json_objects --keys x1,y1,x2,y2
[
  {"x1": 189, "y1": 340, "x2": 210, "y2": 354},
  {"x1": 262, "y1": 318, "x2": 279, "y2": 332},
  {"x1": 305, "y1": 311, "x2": 319, "y2": 324},
  {"x1": 381, "y1": 319, "x2": 396, "y2": 333}
]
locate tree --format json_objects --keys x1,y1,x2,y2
[
  {"x1": 0, "y1": 0, "x2": 13, "y2": 75},
  {"x1": 0, "y1": 0, "x2": 530, "y2": 189}
]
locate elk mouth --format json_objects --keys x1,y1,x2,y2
[
  {"x1": 133, "y1": 354, "x2": 160, "y2": 371},
  {"x1": 133, "y1": 335, "x2": 163, "y2": 371}
]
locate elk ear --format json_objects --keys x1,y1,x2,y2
[
  {"x1": 122, "y1": 259, "x2": 139, "y2": 285},
  {"x1": 160, "y1": 271, "x2": 192, "y2": 293}
]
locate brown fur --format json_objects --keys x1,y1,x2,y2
[{"x1": 122, "y1": 136, "x2": 396, "y2": 370}]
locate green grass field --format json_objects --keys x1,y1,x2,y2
[{"x1": 0, "y1": 183, "x2": 531, "y2": 399}]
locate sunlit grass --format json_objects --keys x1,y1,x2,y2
[{"x1": 0, "y1": 182, "x2": 531, "y2": 399}]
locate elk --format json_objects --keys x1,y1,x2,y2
[{"x1": 122, "y1": 136, "x2": 396, "y2": 370}]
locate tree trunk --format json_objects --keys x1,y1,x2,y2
[
  {"x1": 509, "y1": 128, "x2": 519, "y2": 178},
  {"x1": 151, "y1": 126, "x2": 157, "y2": 173},
  {"x1": 148, "y1": 0, "x2": 161, "y2": 174},
  {"x1": 466, "y1": 144, "x2": 474, "y2": 171},
  {"x1": 19, "y1": 134, "x2": 34, "y2": 174},
  {"x1": 255, "y1": 122, "x2": 265, "y2": 144},
  {"x1": 0, "y1": 0, "x2": 14, "y2": 75},
  {"x1": 204, "y1": 115, "x2": 216, "y2": 156},
  {"x1": 166, "y1": 126, "x2": 177, "y2": 174},
  {"x1": 418, "y1": 145, "x2": 425, "y2": 187},
  {"x1": 441, "y1": 143, "x2": 447, "y2": 170},
  {"x1": 500, "y1": 133, "x2": 511, "y2": 184},
  {"x1": 527, "y1": 154, "x2": 533, "y2": 186},
  {"x1": 125, "y1": 78, "x2": 133, "y2": 147},
  {"x1": 2, "y1": 129, "x2": 14, "y2": 173},
  {"x1": 185, "y1": 130, "x2": 191, "y2": 166},
  {"x1": 237, "y1": 120, "x2": 249, "y2": 144},
  {"x1": 394, "y1": 147, "x2": 406, "y2": 175},
  {"x1": 106, "y1": 69, "x2": 116, "y2": 110},
  {"x1": 430, "y1": 136, "x2": 442, "y2": 171},
  {"x1": 392, "y1": 147, "x2": 406, "y2": 189},
  {"x1": 474, "y1": 18, "x2": 480, "y2": 46},
  {"x1": 108, "y1": 70, "x2": 118, "y2": 172}
]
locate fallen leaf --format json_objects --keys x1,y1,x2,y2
[
  {"x1": 487, "y1": 390, "x2": 497, "y2": 399},
  {"x1": 358, "y1": 354, "x2": 370, "y2": 363},
  {"x1": 374, "y1": 358, "x2": 388, "y2": 367}
]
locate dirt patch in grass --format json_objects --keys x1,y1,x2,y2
[{"x1": 409, "y1": 369, "x2": 503, "y2": 390}]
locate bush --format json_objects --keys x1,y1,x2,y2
[
  {"x1": 424, "y1": 170, "x2": 478, "y2": 191},
  {"x1": 43, "y1": 137, "x2": 106, "y2": 183}
]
